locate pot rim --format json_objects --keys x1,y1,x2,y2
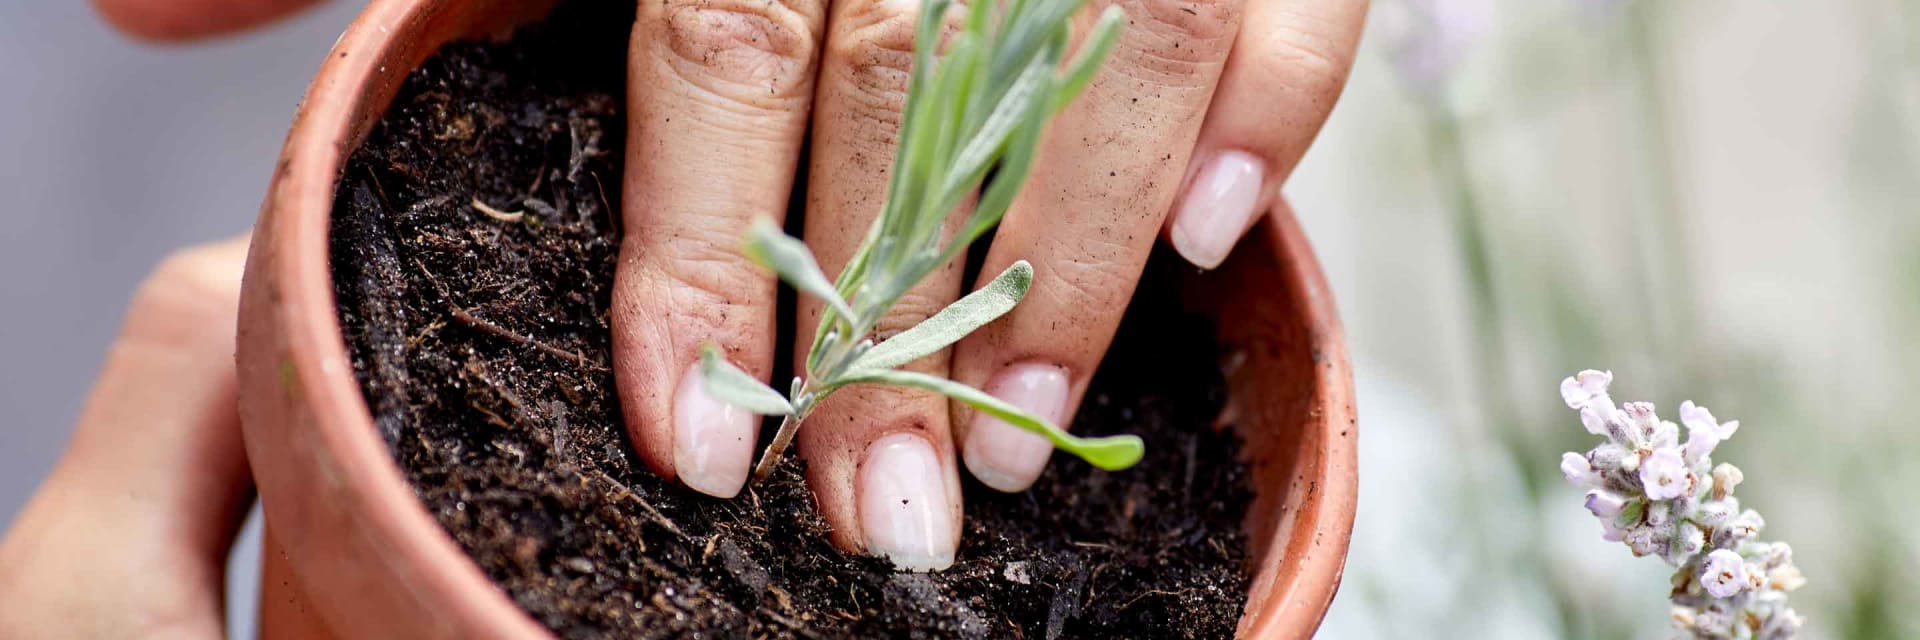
[
  {"x1": 1232, "y1": 204, "x2": 1357, "y2": 637},
  {"x1": 262, "y1": 0, "x2": 554, "y2": 636}
]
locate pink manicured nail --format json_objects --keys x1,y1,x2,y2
[
  {"x1": 1169, "y1": 150, "x2": 1267, "y2": 270},
  {"x1": 673, "y1": 362, "x2": 756, "y2": 498},
  {"x1": 859, "y1": 433, "x2": 957, "y2": 571},
  {"x1": 963, "y1": 363, "x2": 1068, "y2": 493}
]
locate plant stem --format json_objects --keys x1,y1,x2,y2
[
  {"x1": 752, "y1": 409, "x2": 808, "y2": 483},
  {"x1": 1425, "y1": 105, "x2": 1515, "y2": 444},
  {"x1": 750, "y1": 356, "x2": 846, "y2": 482},
  {"x1": 752, "y1": 282, "x2": 894, "y2": 482}
]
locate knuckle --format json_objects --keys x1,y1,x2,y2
[
  {"x1": 124, "y1": 241, "x2": 245, "y2": 341},
  {"x1": 1245, "y1": 24, "x2": 1353, "y2": 107},
  {"x1": 643, "y1": 227, "x2": 774, "y2": 341},
  {"x1": 658, "y1": 0, "x2": 824, "y2": 103},
  {"x1": 1128, "y1": 0, "x2": 1240, "y2": 41},
  {"x1": 150, "y1": 242, "x2": 244, "y2": 294},
  {"x1": 825, "y1": 1, "x2": 923, "y2": 131},
  {"x1": 1113, "y1": 0, "x2": 1240, "y2": 74},
  {"x1": 871, "y1": 288, "x2": 948, "y2": 342},
  {"x1": 1036, "y1": 253, "x2": 1135, "y2": 321}
]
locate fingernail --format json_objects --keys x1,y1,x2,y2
[
  {"x1": 1170, "y1": 150, "x2": 1266, "y2": 270},
  {"x1": 963, "y1": 363, "x2": 1068, "y2": 493},
  {"x1": 859, "y1": 432, "x2": 957, "y2": 571},
  {"x1": 673, "y1": 362, "x2": 755, "y2": 498}
]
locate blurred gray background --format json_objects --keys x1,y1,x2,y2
[{"x1": 5, "y1": 1, "x2": 1917, "y2": 639}]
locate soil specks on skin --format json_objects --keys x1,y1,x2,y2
[{"x1": 329, "y1": 1, "x2": 1252, "y2": 638}]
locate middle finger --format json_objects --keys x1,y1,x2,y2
[{"x1": 791, "y1": 0, "x2": 970, "y2": 570}]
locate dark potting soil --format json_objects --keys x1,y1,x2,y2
[{"x1": 328, "y1": 1, "x2": 1252, "y2": 637}]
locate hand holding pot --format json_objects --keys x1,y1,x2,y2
[
  {"x1": 0, "y1": 237, "x2": 252, "y2": 638},
  {"x1": 93, "y1": 0, "x2": 1366, "y2": 571}
]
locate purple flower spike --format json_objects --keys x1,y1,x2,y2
[{"x1": 1555, "y1": 370, "x2": 1802, "y2": 638}]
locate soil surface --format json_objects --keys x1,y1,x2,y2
[{"x1": 329, "y1": 1, "x2": 1252, "y2": 637}]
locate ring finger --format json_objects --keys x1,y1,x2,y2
[{"x1": 949, "y1": 0, "x2": 1246, "y2": 492}]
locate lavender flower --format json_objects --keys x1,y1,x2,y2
[
  {"x1": 1562, "y1": 452, "x2": 1602, "y2": 486},
  {"x1": 1557, "y1": 370, "x2": 1804, "y2": 639},
  {"x1": 1681, "y1": 401, "x2": 1738, "y2": 464},
  {"x1": 1700, "y1": 549, "x2": 1748, "y2": 598},
  {"x1": 1639, "y1": 447, "x2": 1688, "y2": 500},
  {"x1": 1585, "y1": 489, "x2": 1629, "y2": 518}
]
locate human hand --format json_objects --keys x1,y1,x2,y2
[
  {"x1": 0, "y1": 237, "x2": 252, "y2": 638},
  {"x1": 615, "y1": 0, "x2": 1367, "y2": 572},
  {"x1": 90, "y1": 0, "x2": 1368, "y2": 572}
]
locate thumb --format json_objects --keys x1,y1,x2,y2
[{"x1": 0, "y1": 235, "x2": 255, "y2": 638}]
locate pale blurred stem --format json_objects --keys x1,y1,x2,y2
[
  {"x1": 1426, "y1": 104, "x2": 1585, "y2": 638},
  {"x1": 1625, "y1": 0, "x2": 1704, "y2": 388},
  {"x1": 1426, "y1": 102, "x2": 1587, "y2": 640},
  {"x1": 1424, "y1": 105, "x2": 1519, "y2": 459}
]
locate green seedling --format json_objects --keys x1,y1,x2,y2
[{"x1": 701, "y1": 0, "x2": 1141, "y2": 483}]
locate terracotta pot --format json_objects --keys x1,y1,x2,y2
[{"x1": 235, "y1": 0, "x2": 1358, "y2": 637}]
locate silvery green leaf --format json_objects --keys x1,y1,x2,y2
[
  {"x1": 743, "y1": 219, "x2": 857, "y2": 324},
  {"x1": 941, "y1": 68, "x2": 1051, "y2": 265},
  {"x1": 806, "y1": 327, "x2": 843, "y2": 376},
  {"x1": 849, "y1": 261, "x2": 1032, "y2": 373},
  {"x1": 837, "y1": 368, "x2": 1144, "y2": 471},
  {"x1": 945, "y1": 61, "x2": 1051, "y2": 198},
  {"x1": 991, "y1": 0, "x2": 1077, "y2": 90},
  {"x1": 1051, "y1": 7, "x2": 1124, "y2": 113},
  {"x1": 699, "y1": 346, "x2": 793, "y2": 416}
]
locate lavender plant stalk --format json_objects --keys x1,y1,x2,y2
[{"x1": 1558, "y1": 370, "x2": 1805, "y2": 639}]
